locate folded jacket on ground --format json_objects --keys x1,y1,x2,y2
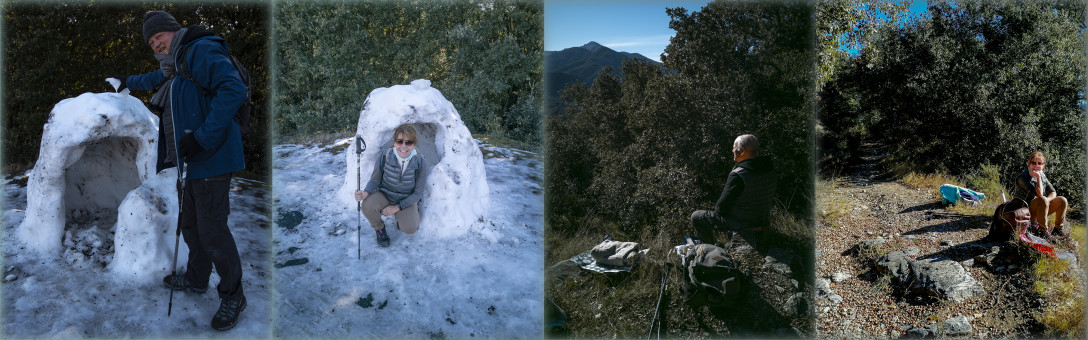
[{"x1": 590, "y1": 240, "x2": 640, "y2": 267}]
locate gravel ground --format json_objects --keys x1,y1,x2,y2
[{"x1": 815, "y1": 144, "x2": 1049, "y2": 338}]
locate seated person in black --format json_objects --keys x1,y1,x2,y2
[{"x1": 690, "y1": 134, "x2": 777, "y2": 245}]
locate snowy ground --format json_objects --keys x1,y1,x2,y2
[
  {"x1": 273, "y1": 137, "x2": 543, "y2": 338},
  {"x1": 1, "y1": 173, "x2": 273, "y2": 337}
]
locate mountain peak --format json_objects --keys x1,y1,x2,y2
[{"x1": 582, "y1": 41, "x2": 606, "y2": 52}]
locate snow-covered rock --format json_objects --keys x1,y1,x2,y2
[
  {"x1": 340, "y1": 79, "x2": 489, "y2": 239},
  {"x1": 18, "y1": 92, "x2": 159, "y2": 254}
]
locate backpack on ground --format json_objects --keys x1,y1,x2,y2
[
  {"x1": 679, "y1": 243, "x2": 743, "y2": 307},
  {"x1": 176, "y1": 38, "x2": 254, "y2": 135},
  {"x1": 988, "y1": 198, "x2": 1029, "y2": 241}
]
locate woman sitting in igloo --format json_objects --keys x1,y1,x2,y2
[{"x1": 355, "y1": 124, "x2": 428, "y2": 247}]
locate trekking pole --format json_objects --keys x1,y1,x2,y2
[
  {"x1": 168, "y1": 159, "x2": 188, "y2": 317},
  {"x1": 355, "y1": 135, "x2": 366, "y2": 259},
  {"x1": 648, "y1": 252, "x2": 669, "y2": 340}
]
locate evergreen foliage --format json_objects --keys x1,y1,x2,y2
[
  {"x1": 274, "y1": 0, "x2": 543, "y2": 145},
  {"x1": 547, "y1": 2, "x2": 815, "y2": 240},
  {"x1": 818, "y1": 1, "x2": 1086, "y2": 203},
  {"x1": 3, "y1": 2, "x2": 270, "y2": 180}
]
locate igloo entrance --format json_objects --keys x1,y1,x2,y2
[
  {"x1": 61, "y1": 136, "x2": 143, "y2": 268},
  {"x1": 372, "y1": 123, "x2": 444, "y2": 167},
  {"x1": 18, "y1": 92, "x2": 160, "y2": 257}
]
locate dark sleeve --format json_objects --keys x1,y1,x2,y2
[
  {"x1": 125, "y1": 70, "x2": 167, "y2": 91},
  {"x1": 714, "y1": 172, "x2": 745, "y2": 214},
  {"x1": 1016, "y1": 174, "x2": 1035, "y2": 199},
  {"x1": 363, "y1": 150, "x2": 384, "y2": 193},
  {"x1": 1042, "y1": 177, "x2": 1057, "y2": 196}
]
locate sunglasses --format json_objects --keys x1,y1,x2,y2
[
  {"x1": 395, "y1": 139, "x2": 415, "y2": 146},
  {"x1": 1031, "y1": 161, "x2": 1045, "y2": 165}
]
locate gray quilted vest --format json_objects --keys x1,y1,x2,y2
[{"x1": 378, "y1": 148, "x2": 424, "y2": 205}]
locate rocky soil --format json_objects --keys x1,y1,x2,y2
[
  {"x1": 815, "y1": 144, "x2": 1071, "y2": 338},
  {"x1": 546, "y1": 229, "x2": 812, "y2": 338}
]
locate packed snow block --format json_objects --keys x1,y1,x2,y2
[
  {"x1": 109, "y1": 169, "x2": 188, "y2": 283},
  {"x1": 18, "y1": 92, "x2": 159, "y2": 254},
  {"x1": 340, "y1": 79, "x2": 490, "y2": 239}
]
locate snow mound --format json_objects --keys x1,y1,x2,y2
[
  {"x1": 109, "y1": 169, "x2": 188, "y2": 284},
  {"x1": 18, "y1": 92, "x2": 159, "y2": 255},
  {"x1": 339, "y1": 79, "x2": 489, "y2": 239}
]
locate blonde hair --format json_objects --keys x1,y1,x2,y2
[
  {"x1": 1027, "y1": 151, "x2": 1046, "y2": 166},
  {"x1": 391, "y1": 124, "x2": 417, "y2": 147}
]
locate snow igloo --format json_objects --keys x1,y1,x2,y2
[
  {"x1": 18, "y1": 92, "x2": 186, "y2": 282},
  {"x1": 339, "y1": 79, "x2": 490, "y2": 239}
]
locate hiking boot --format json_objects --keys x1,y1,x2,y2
[
  {"x1": 211, "y1": 295, "x2": 246, "y2": 331},
  {"x1": 1052, "y1": 227, "x2": 1068, "y2": 238},
  {"x1": 163, "y1": 273, "x2": 207, "y2": 293},
  {"x1": 376, "y1": 228, "x2": 390, "y2": 247}
]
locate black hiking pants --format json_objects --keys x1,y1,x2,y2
[
  {"x1": 178, "y1": 172, "x2": 244, "y2": 301},
  {"x1": 691, "y1": 210, "x2": 740, "y2": 245}
]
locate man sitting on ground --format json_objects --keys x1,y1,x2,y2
[{"x1": 690, "y1": 134, "x2": 777, "y2": 245}]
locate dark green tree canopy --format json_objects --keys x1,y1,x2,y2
[
  {"x1": 818, "y1": 0, "x2": 1086, "y2": 202},
  {"x1": 547, "y1": 1, "x2": 814, "y2": 242},
  {"x1": 274, "y1": 0, "x2": 542, "y2": 145},
  {"x1": 3, "y1": 2, "x2": 270, "y2": 179}
]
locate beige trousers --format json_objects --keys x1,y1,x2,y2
[
  {"x1": 1029, "y1": 196, "x2": 1067, "y2": 230},
  {"x1": 362, "y1": 192, "x2": 419, "y2": 234}
]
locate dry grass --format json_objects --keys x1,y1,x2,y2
[
  {"x1": 1033, "y1": 222, "x2": 1087, "y2": 338},
  {"x1": 901, "y1": 172, "x2": 960, "y2": 192},
  {"x1": 901, "y1": 168, "x2": 1009, "y2": 217},
  {"x1": 817, "y1": 178, "x2": 851, "y2": 226}
]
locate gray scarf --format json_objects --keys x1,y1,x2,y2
[{"x1": 149, "y1": 28, "x2": 187, "y2": 111}]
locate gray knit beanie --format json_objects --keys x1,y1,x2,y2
[{"x1": 142, "y1": 10, "x2": 181, "y2": 43}]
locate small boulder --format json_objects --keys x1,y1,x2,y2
[
  {"x1": 831, "y1": 271, "x2": 851, "y2": 283},
  {"x1": 943, "y1": 316, "x2": 973, "y2": 336},
  {"x1": 908, "y1": 259, "x2": 984, "y2": 302},
  {"x1": 876, "y1": 249, "x2": 914, "y2": 279}
]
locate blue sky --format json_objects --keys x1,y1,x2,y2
[
  {"x1": 546, "y1": 1, "x2": 931, "y2": 61},
  {"x1": 545, "y1": 0, "x2": 713, "y2": 62}
]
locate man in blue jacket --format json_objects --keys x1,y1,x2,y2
[
  {"x1": 690, "y1": 134, "x2": 777, "y2": 245},
  {"x1": 110, "y1": 10, "x2": 246, "y2": 331}
]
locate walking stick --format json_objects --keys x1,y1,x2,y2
[
  {"x1": 356, "y1": 135, "x2": 366, "y2": 259},
  {"x1": 168, "y1": 160, "x2": 187, "y2": 317}
]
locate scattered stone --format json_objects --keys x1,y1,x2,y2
[
  {"x1": 829, "y1": 294, "x2": 843, "y2": 303},
  {"x1": 943, "y1": 316, "x2": 973, "y2": 336},
  {"x1": 877, "y1": 250, "x2": 984, "y2": 302},
  {"x1": 905, "y1": 326, "x2": 930, "y2": 338},
  {"x1": 763, "y1": 256, "x2": 792, "y2": 276},
  {"x1": 1058, "y1": 251, "x2": 1077, "y2": 264},
  {"x1": 903, "y1": 247, "x2": 921, "y2": 256},
  {"x1": 960, "y1": 259, "x2": 974, "y2": 267},
  {"x1": 831, "y1": 271, "x2": 851, "y2": 283},
  {"x1": 876, "y1": 249, "x2": 914, "y2": 278},
  {"x1": 908, "y1": 258, "x2": 985, "y2": 302}
]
